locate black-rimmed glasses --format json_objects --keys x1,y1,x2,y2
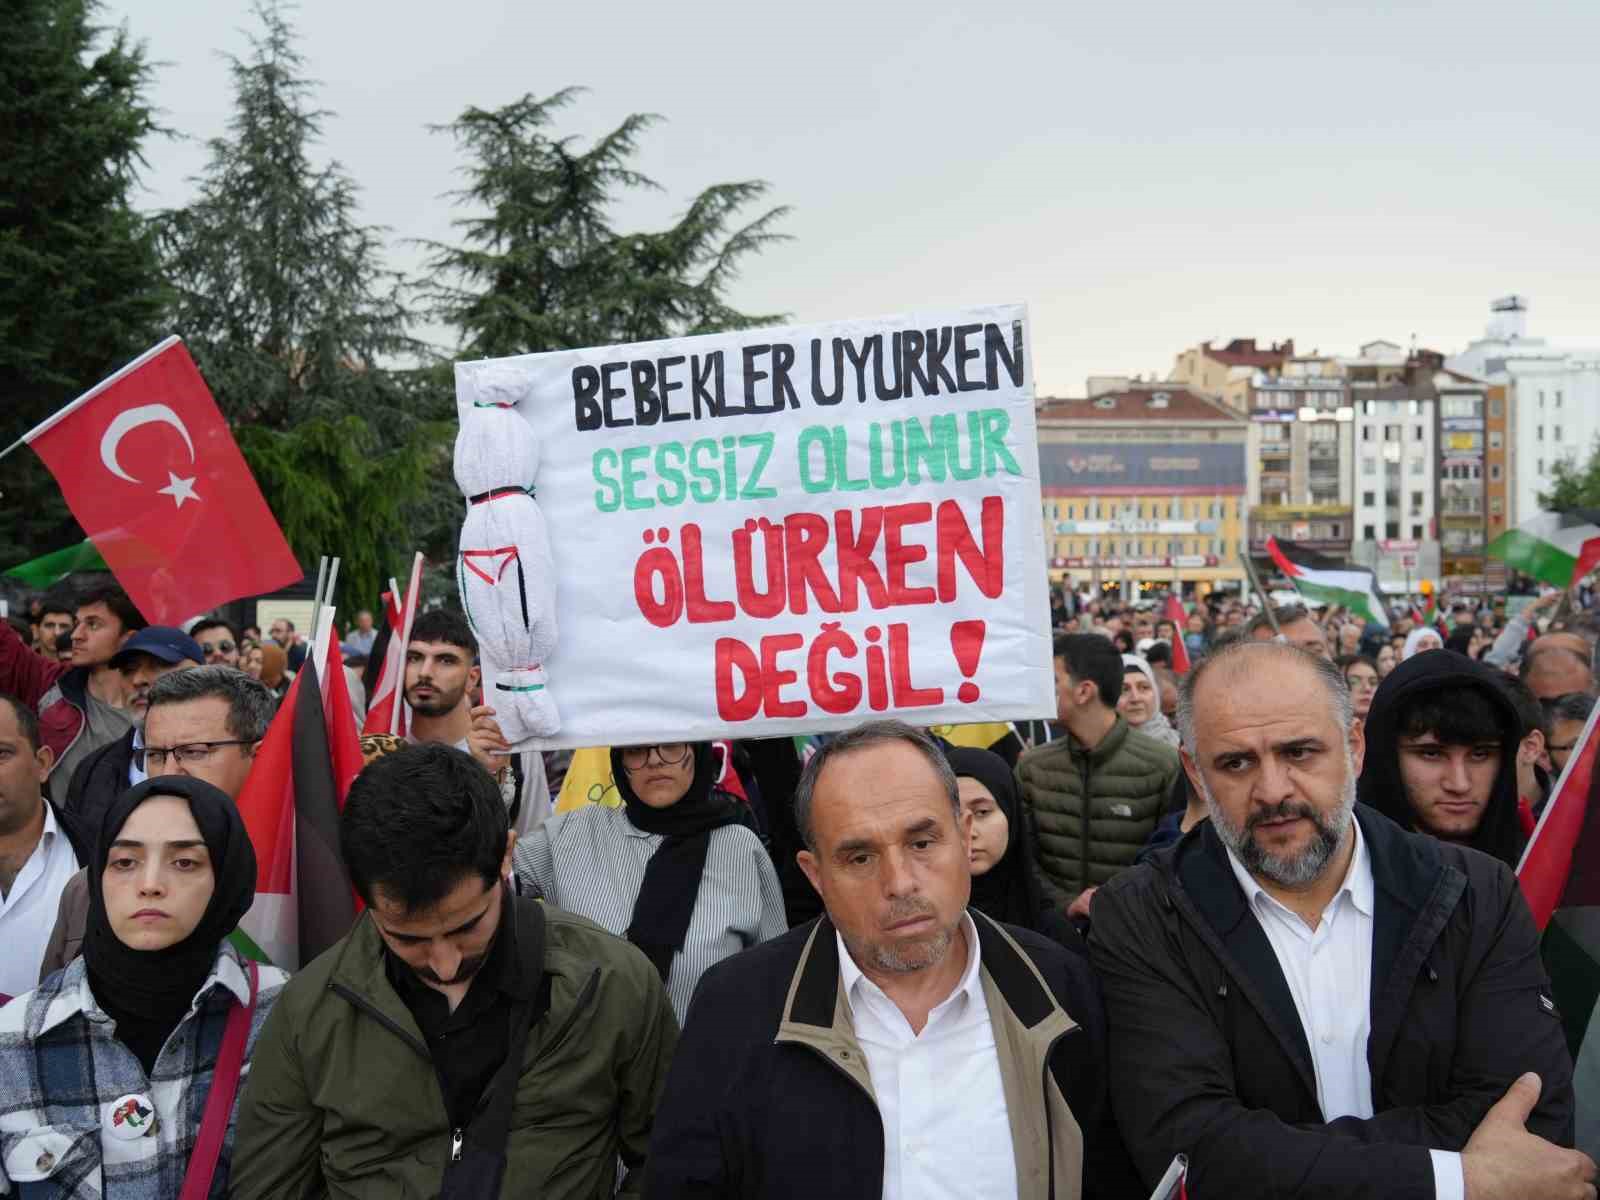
[
  {"x1": 620, "y1": 743, "x2": 692, "y2": 770},
  {"x1": 136, "y1": 740, "x2": 253, "y2": 771}
]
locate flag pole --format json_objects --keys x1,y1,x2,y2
[
  {"x1": 1239, "y1": 550, "x2": 1281, "y2": 636},
  {"x1": 0, "y1": 336, "x2": 183, "y2": 463},
  {"x1": 390, "y1": 552, "x2": 424, "y2": 736},
  {"x1": 319, "y1": 558, "x2": 342, "y2": 685},
  {"x1": 311, "y1": 557, "x2": 329, "y2": 621}
]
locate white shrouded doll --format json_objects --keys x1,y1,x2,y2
[{"x1": 453, "y1": 364, "x2": 560, "y2": 740}]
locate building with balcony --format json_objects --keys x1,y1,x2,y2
[
  {"x1": 1436, "y1": 371, "x2": 1491, "y2": 583},
  {"x1": 1448, "y1": 296, "x2": 1600, "y2": 527},
  {"x1": 1248, "y1": 505, "x2": 1357, "y2": 560},
  {"x1": 1168, "y1": 338, "x2": 1295, "y2": 414},
  {"x1": 1036, "y1": 383, "x2": 1247, "y2": 599},
  {"x1": 1350, "y1": 381, "x2": 1440, "y2": 592},
  {"x1": 1485, "y1": 382, "x2": 1510, "y2": 545},
  {"x1": 1242, "y1": 356, "x2": 1355, "y2": 572}
]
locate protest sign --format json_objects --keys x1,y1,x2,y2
[{"x1": 454, "y1": 304, "x2": 1053, "y2": 749}]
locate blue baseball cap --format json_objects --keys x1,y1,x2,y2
[{"x1": 111, "y1": 626, "x2": 206, "y2": 670}]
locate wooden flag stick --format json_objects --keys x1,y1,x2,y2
[{"x1": 1240, "y1": 551, "x2": 1282, "y2": 636}]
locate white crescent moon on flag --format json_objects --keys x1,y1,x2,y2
[{"x1": 99, "y1": 404, "x2": 196, "y2": 484}]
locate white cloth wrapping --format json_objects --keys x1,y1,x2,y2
[{"x1": 454, "y1": 373, "x2": 561, "y2": 740}]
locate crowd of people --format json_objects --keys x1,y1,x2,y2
[{"x1": 0, "y1": 572, "x2": 1598, "y2": 1198}]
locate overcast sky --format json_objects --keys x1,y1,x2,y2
[{"x1": 105, "y1": 0, "x2": 1600, "y2": 397}]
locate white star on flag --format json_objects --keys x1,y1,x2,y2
[{"x1": 158, "y1": 472, "x2": 200, "y2": 508}]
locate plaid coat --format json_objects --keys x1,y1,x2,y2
[{"x1": 0, "y1": 943, "x2": 286, "y2": 1199}]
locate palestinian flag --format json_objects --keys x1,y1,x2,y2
[
  {"x1": 1163, "y1": 593, "x2": 1191, "y2": 674},
  {"x1": 1517, "y1": 691, "x2": 1600, "y2": 1056},
  {"x1": 1412, "y1": 593, "x2": 1447, "y2": 636},
  {"x1": 1265, "y1": 537, "x2": 1390, "y2": 630},
  {"x1": 1487, "y1": 511, "x2": 1600, "y2": 589},
  {"x1": 234, "y1": 626, "x2": 365, "y2": 969},
  {"x1": 2, "y1": 539, "x2": 108, "y2": 588}
]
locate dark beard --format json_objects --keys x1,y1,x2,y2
[
  {"x1": 406, "y1": 682, "x2": 465, "y2": 718},
  {"x1": 411, "y1": 951, "x2": 488, "y2": 986}
]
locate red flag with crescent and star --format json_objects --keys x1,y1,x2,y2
[{"x1": 21, "y1": 337, "x2": 301, "y2": 624}]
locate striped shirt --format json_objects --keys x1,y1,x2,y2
[{"x1": 514, "y1": 804, "x2": 787, "y2": 1023}]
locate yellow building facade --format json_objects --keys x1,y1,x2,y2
[{"x1": 1037, "y1": 385, "x2": 1249, "y2": 598}]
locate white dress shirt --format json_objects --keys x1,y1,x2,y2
[
  {"x1": 0, "y1": 804, "x2": 81, "y2": 999},
  {"x1": 1225, "y1": 820, "x2": 1464, "y2": 1200},
  {"x1": 837, "y1": 913, "x2": 1017, "y2": 1200}
]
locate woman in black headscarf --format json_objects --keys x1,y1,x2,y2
[
  {"x1": 944, "y1": 745, "x2": 1082, "y2": 952},
  {"x1": 0, "y1": 776, "x2": 287, "y2": 1195},
  {"x1": 513, "y1": 742, "x2": 787, "y2": 1024}
]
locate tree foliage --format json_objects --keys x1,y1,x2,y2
[
  {"x1": 156, "y1": 1, "x2": 454, "y2": 607},
  {"x1": 424, "y1": 88, "x2": 791, "y2": 360},
  {"x1": 234, "y1": 415, "x2": 444, "y2": 616},
  {"x1": 1541, "y1": 441, "x2": 1600, "y2": 512},
  {"x1": 0, "y1": 0, "x2": 167, "y2": 564}
]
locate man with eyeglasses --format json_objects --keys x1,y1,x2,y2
[
  {"x1": 189, "y1": 617, "x2": 242, "y2": 668},
  {"x1": 60, "y1": 626, "x2": 204, "y2": 836},
  {"x1": 36, "y1": 665, "x2": 276, "y2": 979},
  {"x1": 1545, "y1": 693, "x2": 1596, "y2": 777}
]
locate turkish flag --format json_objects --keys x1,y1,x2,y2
[{"x1": 24, "y1": 337, "x2": 301, "y2": 624}]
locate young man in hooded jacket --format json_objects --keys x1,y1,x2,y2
[{"x1": 1356, "y1": 650, "x2": 1528, "y2": 869}]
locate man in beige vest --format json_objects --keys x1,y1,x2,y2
[{"x1": 646, "y1": 720, "x2": 1123, "y2": 1199}]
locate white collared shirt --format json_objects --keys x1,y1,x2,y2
[
  {"x1": 0, "y1": 804, "x2": 81, "y2": 999},
  {"x1": 837, "y1": 913, "x2": 1017, "y2": 1200},
  {"x1": 1226, "y1": 820, "x2": 1463, "y2": 1200}
]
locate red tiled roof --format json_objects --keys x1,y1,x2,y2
[
  {"x1": 1201, "y1": 338, "x2": 1294, "y2": 368},
  {"x1": 1036, "y1": 389, "x2": 1243, "y2": 423}
]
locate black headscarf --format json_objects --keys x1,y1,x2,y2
[
  {"x1": 1357, "y1": 649, "x2": 1526, "y2": 867},
  {"x1": 84, "y1": 776, "x2": 257, "y2": 1075},
  {"x1": 945, "y1": 746, "x2": 1047, "y2": 928},
  {"x1": 612, "y1": 743, "x2": 744, "y2": 982}
]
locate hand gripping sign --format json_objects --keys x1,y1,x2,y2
[
  {"x1": 454, "y1": 365, "x2": 561, "y2": 741},
  {"x1": 453, "y1": 305, "x2": 1053, "y2": 750}
]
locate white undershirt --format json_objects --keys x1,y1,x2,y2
[
  {"x1": 837, "y1": 913, "x2": 1017, "y2": 1200},
  {"x1": 1225, "y1": 820, "x2": 1463, "y2": 1200},
  {"x1": 0, "y1": 805, "x2": 80, "y2": 999}
]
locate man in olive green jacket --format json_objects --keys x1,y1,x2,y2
[
  {"x1": 1016, "y1": 634, "x2": 1181, "y2": 914},
  {"x1": 230, "y1": 745, "x2": 676, "y2": 1200}
]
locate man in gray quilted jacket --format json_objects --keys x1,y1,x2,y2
[{"x1": 1016, "y1": 633, "x2": 1181, "y2": 920}]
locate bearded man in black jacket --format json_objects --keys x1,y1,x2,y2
[{"x1": 1089, "y1": 640, "x2": 1590, "y2": 1199}]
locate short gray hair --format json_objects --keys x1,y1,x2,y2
[
  {"x1": 146, "y1": 665, "x2": 277, "y2": 742},
  {"x1": 1176, "y1": 639, "x2": 1353, "y2": 752},
  {"x1": 794, "y1": 720, "x2": 960, "y2": 851}
]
